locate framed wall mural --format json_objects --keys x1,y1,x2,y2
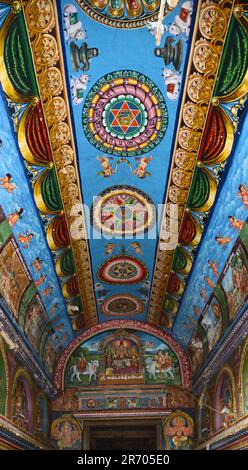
[
  {"x1": 51, "y1": 414, "x2": 81, "y2": 450},
  {"x1": 221, "y1": 241, "x2": 248, "y2": 323},
  {"x1": 200, "y1": 297, "x2": 222, "y2": 353},
  {"x1": 34, "y1": 393, "x2": 48, "y2": 440},
  {"x1": 241, "y1": 346, "x2": 248, "y2": 413},
  {"x1": 164, "y1": 411, "x2": 194, "y2": 450},
  {"x1": 65, "y1": 328, "x2": 182, "y2": 387},
  {"x1": 198, "y1": 392, "x2": 212, "y2": 442},
  {"x1": 215, "y1": 370, "x2": 235, "y2": 432},
  {"x1": 0, "y1": 238, "x2": 30, "y2": 320},
  {"x1": 11, "y1": 372, "x2": 33, "y2": 433},
  {"x1": 42, "y1": 338, "x2": 59, "y2": 375},
  {"x1": 24, "y1": 296, "x2": 48, "y2": 354},
  {"x1": 187, "y1": 331, "x2": 205, "y2": 375}
]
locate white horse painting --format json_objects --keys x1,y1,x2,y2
[{"x1": 70, "y1": 360, "x2": 99, "y2": 383}]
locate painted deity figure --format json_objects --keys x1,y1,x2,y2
[
  {"x1": 8, "y1": 208, "x2": 23, "y2": 226},
  {"x1": 12, "y1": 381, "x2": 28, "y2": 430},
  {"x1": 0, "y1": 174, "x2": 16, "y2": 193},
  {"x1": 237, "y1": 184, "x2": 248, "y2": 208},
  {"x1": 53, "y1": 420, "x2": 80, "y2": 449},
  {"x1": 228, "y1": 216, "x2": 244, "y2": 231}
]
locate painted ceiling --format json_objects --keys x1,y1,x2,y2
[{"x1": 0, "y1": 0, "x2": 247, "y2": 375}]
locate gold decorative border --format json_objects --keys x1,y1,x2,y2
[
  {"x1": 238, "y1": 337, "x2": 248, "y2": 415},
  {"x1": 0, "y1": 337, "x2": 10, "y2": 417},
  {"x1": 22, "y1": 0, "x2": 98, "y2": 327},
  {"x1": 148, "y1": 0, "x2": 235, "y2": 324},
  {"x1": 76, "y1": 0, "x2": 175, "y2": 30},
  {"x1": 0, "y1": 415, "x2": 49, "y2": 449}
]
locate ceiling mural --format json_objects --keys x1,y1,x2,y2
[
  {"x1": 0, "y1": 0, "x2": 247, "y2": 381},
  {"x1": 178, "y1": 113, "x2": 248, "y2": 373},
  {"x1": 54, "y1": 0, "x2": 197, "y2": 325},
  {"x1": 0, "y1": 94, "x2": 71, "y2": 372}
]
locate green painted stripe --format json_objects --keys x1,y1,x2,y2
[
  {"x1": 19, "y1": 283, "x2": 37, "y2": 329},
  {"x1": 215, "y1": 17, "x2": 248, "y2": 97},
  {"x1": 0, "y1": 220, "x2": 12, "y2": 246},
  {"x1": 187, "y1": 168, "x2": 210, "y2": 210},
  {"x1": 172, "y1": 247, "x2": 186, "y2": 272},
  {"x1": 41, "y1": 169, "x2": 63, "y2": 212}
]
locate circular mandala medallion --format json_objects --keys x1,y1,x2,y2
[
  {"x1": 100, "y1": 294, "x2": 144, "y2": 316},
  {"x1": 77, "y1": 1, "x2": 172, "y2": 29},
  {"x1": 91, "y1": 185, "x2": 156, "y2": 235},
  {"x1": 83, "y1": 71, "x2": 168, "y2": 156},
  {"x1": 98, "y1": 255, "x2": 148, "y2": 284}
]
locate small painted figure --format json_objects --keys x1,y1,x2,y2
[
  {"x1": 237, "y1": 184, "x2": 248, "y2": 208},
  {"x1": 35, "y1": 274, "x2": 46, "y2": 287},
  {"x1": 8, "y1": 208, "x2": 23, "y2": 226},
  {"x1": 193, "y1": 305, "x2": 199, "y2": 317},
  {"x1": 55, "y1": 322, "x2": 65, "y2": 332},
  {"x1": 0, "y1": 174, "x2": 16, "y2": 193},
  {"x1": 32, "y1": 257, "x2": 42, "y2": 272},
  {"x1": 228, "y1": 215, "x2": 244, "y2": 231},
  {"x1": 42, "y1": 286, "x2": 53, "y2": 297},
  {"x1": 97, "y1": 156, "x2": 114, "y2": 177},
  {"x1": 162, "y1": 68, "x2": 181, "y2": 100},
  {"x1": 208, "y1": 259, "x2": 218, "y2": 277},
  {"x1": 215, "y1": 236, "x2": 231, "y2": 248},
  {"x1": 200, "y1": 288, "x2": 207, "y2": 301},
  {"x1": 204, "y1": 276, "x2": 215, "y2": 289},
  {"x1": 71, "y1": 74, "x2": 89, "y2": 105},
  {"x1": 105, "y1": 242, "x2": 116, "y2": 255},
  {"x1": 64, "y1": 3, "x2": 86, "y2": 42},
  {"x1": 50, "y1": 303, "x2": 59, "y2": 316},
  {"x1": 169, "y1": 1, "x2": 193, "y2": 37},
  {"x1": 131, "y1": 242, "x2": 143, "y2": 255},
  {"x1": 18, "y1": 231, "x2": 34, "y2": 248},
  {"x1": 134, "y1": 156, "x2": 152, "y2": 178}
]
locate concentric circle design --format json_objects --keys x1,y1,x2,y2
[
  {"x1": 83, "y1": 71, "x2": 168, "y2": 156},
  {"x1": 100, "y1": 294, "x2": 144, "y2": 317},
  {"x1": 77, "y1": 0, "x2": 172, "y2": 29},
  {"x1": 97, "y1": 255, "x2": 148, "y2": 284},
  {"x1": 103, "y1": 95, "x2": 147, "y2": 139},
  {"x1": 91, "y1": 185, "x2": 156, "y2": 235}
]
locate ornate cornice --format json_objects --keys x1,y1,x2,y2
[
  {"x1": 192, "y1": 308, "x2": 248, "y2": 395},
  {"x1": 74, "y1": 410, "x2": 170, "y2": 419},
  {"x1": 0, "y1": 307, "x2": 56, "y2": 398},
  {"x1": 195, "y1": 414, "x2": 248, "y2": 449},
  {"x1": 0, "y1": 415, "x2": 49, "y2": 449},
  {"x1": 54, "y1": 319, "x2": 192, "y2": 391},
  {"x1": 22, "y1": 0, "x2": 98, "y2": 327},
  {"x1": 148, "y1": 0, "x2": 236, "y2": 325}
]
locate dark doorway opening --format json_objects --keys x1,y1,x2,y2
[{"x1": 84, "y1": 419, "x2": 162, "y2": 450}]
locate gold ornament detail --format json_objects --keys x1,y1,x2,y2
[
  {"x1": 172, "y1": 168, "x2": 192, "y2": 189},
  {"x1": 187, "y1": 73, "x2": 213, "y2": 103},
  {"x1": 183, "y1": 102, "x2": 206, "y2": 129},
  {"x1": 26, "y1": 0, "x2": 54, "y2": 33},
  {"x1": 12, "y1": 1, "x2": 22, "y2": 14},
  {"x1": 33, "y1": 34, "x2": 58, "y2": 67},
  {"x1": 44, "y1": 97, "x2": 67, "y2": 125},
  {"x1": 39, "y1": 67, "x2": 63, "y2": 98},
  {"x1": 174, "y1": 150, "x2": 196, "y2": 171},
  {"x1": 199, "y1": 2, "x2": 227, "y2": 40},
  {"x1": 193, "y1": 39, "x2": 220, "y2": 75},
  {"x1": 178, "y1": 127, "x2": 201, "y2": 151}
]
